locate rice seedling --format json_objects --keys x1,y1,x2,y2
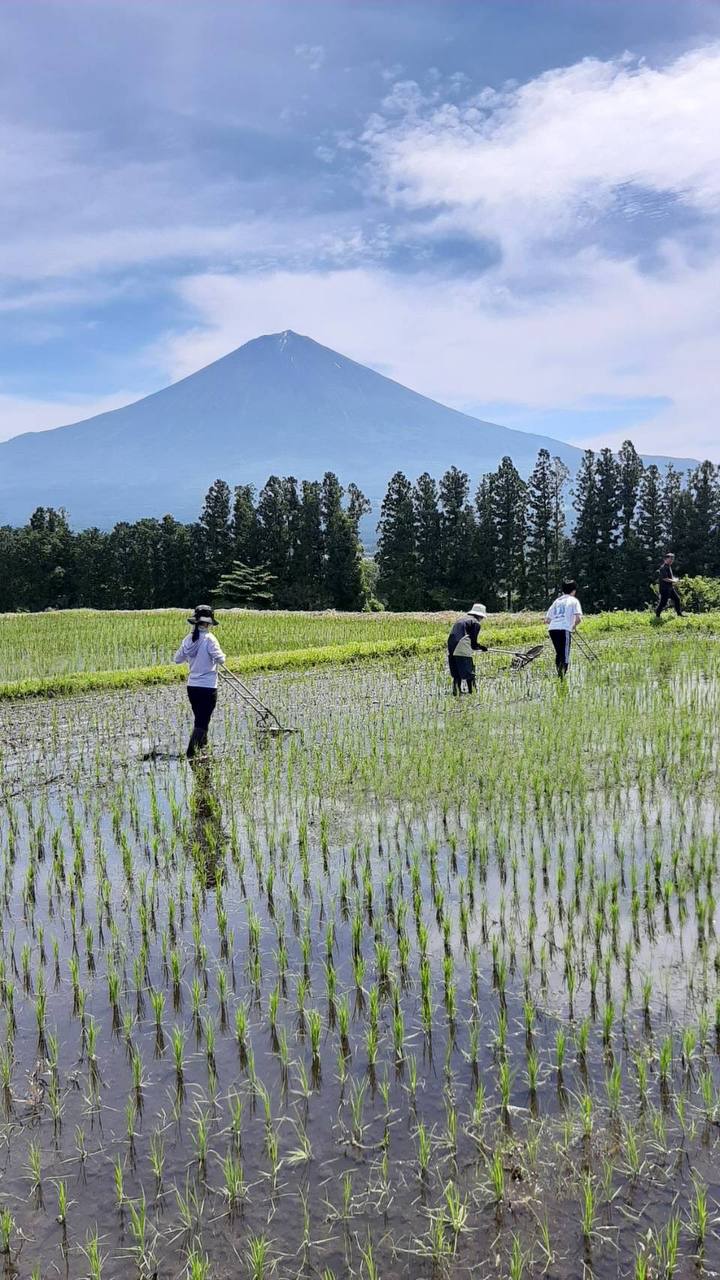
[
  {"x1": 0, "y1": 1208, "x2": 14, "y2": 1254},
  {"x1": 2, "y1": 619, "x2": 720, "y2": 1275}
]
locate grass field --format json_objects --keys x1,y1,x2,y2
[
  {"x1": 2, "y1": 624, "x2": 720, "y2": 1277},
  {"x1": 2, "y1": 605, "x2": 718, "y2": 700},
  {"x1": 0, "y1": 607, "x2": 458, "y2": 681}
]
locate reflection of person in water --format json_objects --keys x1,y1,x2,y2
[{"x1": 188, "y1": 761, "x2": 226, "y2": 889}]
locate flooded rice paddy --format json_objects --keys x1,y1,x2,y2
[{"x1": 2, "y1": 631, "x2": 720, "y2": 1278}]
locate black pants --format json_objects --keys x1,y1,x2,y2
[
  {"x1": 448, "y1": 652, "x2": 476, "y2": 695},
  {"x1": 186, "y1": 686, "x2": 217, "y2": 758},
  {"x1": 549, "y1": 629, "x2": 572, "y2": 677},
  {"x1": 655, "y1": 585, "x2": 683, "y2": 617}
]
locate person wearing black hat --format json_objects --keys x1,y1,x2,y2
[
  {"x1": 447, "y1": 603, "x2": 488, "y2": 695},
  {"x1": 174, "y1": 605, "x2": 226, "y2": 758}
]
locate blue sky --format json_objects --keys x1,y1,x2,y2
[{"x1": 1, "y1": 0, "x2": 719, "y2": 458}]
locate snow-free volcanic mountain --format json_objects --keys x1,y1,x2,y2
[{"x1": 0, "y1": 331, "x2": 696, "y2": 527}]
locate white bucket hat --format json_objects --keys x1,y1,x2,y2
[{"x1": 468, "y1": 603, "x2": 487, "y2": 619}]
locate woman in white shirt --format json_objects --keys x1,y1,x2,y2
[{"x1": 174, "y1": 605, "x2": 226, "y2": 758}]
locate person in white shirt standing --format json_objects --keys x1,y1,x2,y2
[
  {"x1": 174, "y1": 605, "x2": 226, "y2": 758},
  {"x1": 545, "y1": 580, "x2": 583, "y2": 678}
]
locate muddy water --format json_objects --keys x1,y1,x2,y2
[{"x1": 1, "y1": 641, "x2": 720, "y2": 1277}]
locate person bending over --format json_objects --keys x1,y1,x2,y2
[
  {"x1": 546, "y1": 581, "x2": 583, "y2": 678},
  {"x1": 447, "y1": 603, "x2": 488, "y2": 695},
  {"x1": 174, "y1": 605, "x2": 226, "y2": 758}
]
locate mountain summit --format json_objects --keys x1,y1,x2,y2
[{"x1": 0, "y1": 331, "x2": 696, "y2": 527}]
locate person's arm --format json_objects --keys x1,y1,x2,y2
[
  {"x1": 545, "y1": 606, "x2": 553, "y2": 624},
  {"x1": 173, "y1": 637, "x2": 189, "y2": 664},
  {"x1": 209, "y1": 635, "x2": 226, "y2": 665},
  {"x1": 470, "y1": 622, "x2": 487, "y2": 652},
  {"x1": 572, "y1": 601, "x2": 583, "y2": 630}
]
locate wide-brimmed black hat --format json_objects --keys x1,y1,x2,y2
[{"x1": 187, "y1": 604, "x2": 218, "y2": 626}]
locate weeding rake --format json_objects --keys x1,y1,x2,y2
[
  {"x1": 484, "y1": 644, "x2": 546, "y2": 672},
  {"x1": 572, "y1": 631, "x2": 600, "y2": 663},
  {"x1": 219, "y1": 668, "x2": 298, "y2": 735}
]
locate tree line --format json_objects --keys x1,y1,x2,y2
[
  {"x1": 377, "y1": 444, "x2": 720, "y2": 612},
  {"x1": 0, "y1": 473, "x2": 370, "y2": 612},
  {"x1": 1, "y1": 442, "x2": 719, "y2": 614}
]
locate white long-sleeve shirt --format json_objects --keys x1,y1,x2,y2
[{"x1": 173, "y1": 631, "x2": 226, "y2": 688}]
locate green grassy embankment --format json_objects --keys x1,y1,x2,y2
[{"x1": 1, "y1": 609, "x2": 718, "y2": 701}]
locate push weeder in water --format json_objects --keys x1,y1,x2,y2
[
  {"x1": 483, "y1": 644, "x2": 545, "y2": 672},
  {"x1": 218, "y1": 667, "x2": 299, "y2": 735},
  {"x1": 573, "y1": 631, "x2": 600, "y2": 663}
]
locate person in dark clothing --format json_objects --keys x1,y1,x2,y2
[
  {"x1": 655, "y1": 553, "x2": 683, "y2": 617},
  {"x1": 447, "y1": 603, "x2": 488, "y2": 694},
  {"x1": 173, "y1": 605, "x2": 226, "y2": 758}
]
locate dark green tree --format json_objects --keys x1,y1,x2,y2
[
  {"x1": 661, "y1": 464, "x2": 685, "y2": 558},
  {"x1": 594, "y1": 448, "x2": 621, "y2": 608},
  {"x1": 571, "y1": 450, "x2": 598, "y2": 604},
  {"x1": 232, "y1": 485, "x2": 257, "y2": 563},
  {"x1": 322, "y1": 472, "x2": 366, "y2": 609},
  {"x1": 474, "y1": 474, "x2": 498, "y2": 610},
  {"x1": 293, "y1": 480, "x2": 326, "y2": 608},
  {"x1": 526, "y1": 449, "x2": 562, "y2": 607},
  {"x1": 413, "y1": 473, "x2": 442, "y2": 608},
  {"x1": 634, "y1": 464, "x2": 664, "y2": 603},
  {"x1": 685, "y1": 461, "x2": 720, "y2": 575},
  {"x1": 199, "y1": 479, "x2": 234, "y2": 595},
  {"x1": 490, "y1": 457, "x2": 527, "y2": 610},
  {"x1": 347, "y1": 482, "x2": 371, "y2": 533},
  {"x1": 549, "y1": 456, "x2": 570, "y2": 594},
  {"x1": 255, "y1": 476, "x2": 298, "y2": 606},
  {"x1": 439, "y1": 467, "x2": 477, "y2": 609},
  {"x1": 617, "y1": 441, "x2": 646, "y2": 608},
  {"x1": 212, "y1": 561, "x2": 276, "y2": 607},
  {"x1": 376, "y1": 471, "x2": 418, "y2": 609}
]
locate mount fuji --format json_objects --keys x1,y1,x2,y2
[{"x1": 0, "y1": 330, "x2": 696, "y2": 527}]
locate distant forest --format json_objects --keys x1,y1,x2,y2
[{"x1": 1, "y1": 442, "x2": 719, "y2": 613}]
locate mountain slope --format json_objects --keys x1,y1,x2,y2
[{"x1": 0, "y1": 330, "x2": 696, "y2": 527}]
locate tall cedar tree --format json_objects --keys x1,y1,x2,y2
[
  {"x1": 490, "y1": 457, "x2": 527, "y2": 610},
  {"x1": 255, "y1": 476, "x2": 298, "y2": 606},
  {"x1": 661, "y1": 465, "x2": 685, "y2": 560},
  {"x1": 526, "y1": 449, "x2": 567, "y2": 607},
  {"x1": 474, "y1": 475, "x2": 498, "y2": 610},
  {"x1": 413, "y1": 473, "x2": 442, "y2": 608},
  {"x1": 550, "y1": 457, "x2": 570, "y2": 593},
  {"x1": 594, "y1": 448, "x2": 621, "y2": 609},
  {"x1": 232, "y1": 485, "x2": 257, "y2": 563},
  {"x1": 685, "y1": 462, "x2": 720, "y2": 576},
  {"x1": 376, "y1": 471, "x2": 418, "y2": 609},
  {"x1": 439, "y1": 467, "x2": 476, "y2": 609},
  {"x1": 292, "y1": 480, "x2": 326, "y2": 608},
  {"x1": 199, "y1": 479, "x2": 234, "y2": 596},
  {"x1": 322, "y1": 472, "x2": 366, "y2": 609},
  {"x1": 634, "y1": 465, "x2": 664, "y2": 593},
  {"x1": 617, "y1": 441, "x2": 647, "y2": 608},
  {"x1": 571, "y1": 451, "x2": 598, "y2": 600}
]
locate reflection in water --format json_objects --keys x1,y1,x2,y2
[{"x1": 188, "y1": 758, "x2": 226, "y2": 889}]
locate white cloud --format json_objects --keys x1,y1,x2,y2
[
  {"x1": 0, "y1": 390, "x2": 142, "y2": 443},
  {"x1": 294, "y1": 43, "x2": 326, "y2": 72},
  {"x1": 363, "y1": 45, "x2": 720, "y2": 255}
]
